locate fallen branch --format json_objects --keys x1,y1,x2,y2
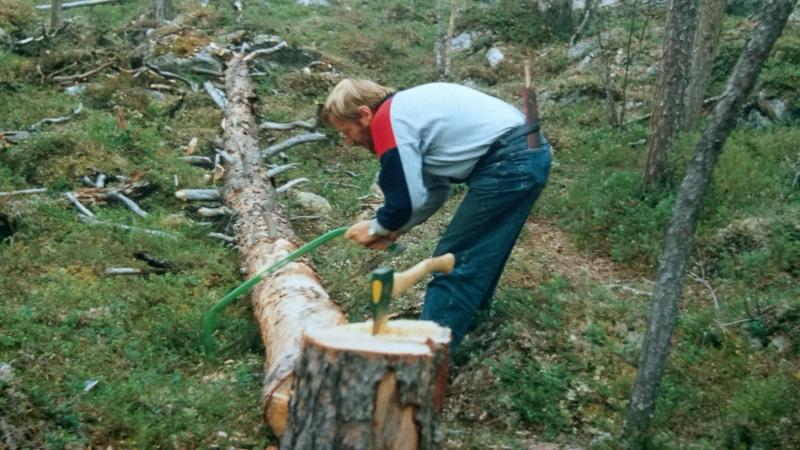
[
  {"x1": 36, "y1": 0, "x2": 120, "y2": 9},
  {"x1": 689, "y1": 268, "x2": 720, "y2": 311},
  {"x1": 103, "y1": 267, "x2": 169, "y2": 276},
  {"x1": 204, "y1": 81, "x2": 228, "y2": 111},
  {"x1": 243, "y1": 40, "x2": 288, "y2": 62},
  {"x1": 181, "y1": 156, "x2": 215, "y2": 168},
  {"x1": 275, "y1": 177, "x2": 309, "y2": 194},
  {"x1": 107, "y1": 192, "x2": 148, "y2": 218},
  {"x1": 266, "y1": 163, "x2": 300, "y2": 178},
  {"x1": 0, "y1": 131, "x2": 32, "y2": 144},
  {"x1": 261, "y1": 132, "x2": 327, "y2": 160},
  {"x1": 52, "y1": 62, "x2": 112, "y2": 84},
  {"x1": 65, "y1": 191, "x2": 95, "y2": 217},
  {"x1": 145, "y1": 62, "x2": 199, "y2": 92},
  {"x1": 207, "y1": 232, "x2": 235, "y2": 243},
  {"x1": 0, "y1": 188, "x2": 47, "y2": 197},
  {"x1": 215, "y1": 148, "x2": 234, "y2": 163},
  {"x1": 175, "y1": 188, "x2": 221, "y2": 201},
  {"x1": 29, "y1": 103, "x2": 83, "y2": 131},
  {"x1": 133, "y1": 252, "x2": 175, "y2": 269},
  {"x1": 78, "y1": 215, "x2": 177, "y2": 239},
  {"x1": 259, "y1": 119, "x2": 316, "y2": 131},
  {"x1": 198, "y1": 205, "x2": 234, "y2": 217}
]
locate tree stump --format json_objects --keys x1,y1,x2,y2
[{"x1": 281, "y1": 320, "x2": 451, "y2": 450}]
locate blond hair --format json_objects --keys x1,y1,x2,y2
[{"x1": 323, "y1": 79, "x2": 393, "y2": 123}]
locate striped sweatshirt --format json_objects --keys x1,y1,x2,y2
[{"x1": 370, "y1": 82, "x2": 525, "y2": 235}]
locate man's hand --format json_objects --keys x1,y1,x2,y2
[{"x1": 345, "y1": 220, "x2": 399, "y2": 250}]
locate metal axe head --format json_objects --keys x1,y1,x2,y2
[{"x1": 371, "y1": 266, "x2": 394, "y2": 335}]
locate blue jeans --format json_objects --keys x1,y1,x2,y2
[{"x1": 421, "y1": 131, "x2": 552, "y2": 351}]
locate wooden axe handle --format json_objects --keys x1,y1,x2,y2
[{"x1": 391, "y1": 253, "x2": 455, "y2": 298}]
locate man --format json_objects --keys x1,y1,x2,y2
[{"x1": 324, "y1": 79, "x2": 552, "y2": 350}]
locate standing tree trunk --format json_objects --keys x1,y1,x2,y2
[
  {"x1": 50, "y1": 0, "x2": 62, "y2": 30},
  {"x1": 641, "y1": 0, "x2": 698, "y2": 187},
  {"x1": 154, "y1": 0, "x2": 172, "y2": 22},
  {"x1": 623, "y1": 0, "x2": 797, "y2": 442},
  {"x1": 220, "y1": 54, "x2": 347, "y2": 436},
  {"x1": 441, "y1": 0, "x2": 457, "y2": 80},
  {"x1": 281, "y1": 321, "x2": 451, "y2": 450},
  {"x1": 682, "y1": 0, "x2": 727, "y2": 129}
]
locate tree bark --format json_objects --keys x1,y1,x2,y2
[
  {"x1": 220, "y1": 54, "x2": 347, "y2": 436},
  {"x1": 281, "y1": 321, "x2": 451, "y2": 450},
  {"x1": 641, "y1": 0, "x2": 698, "y2": 187},
  {"x1": 682, "y1": 0, "x2": 727, "y2": 129},
  {"x1": 50, "y1": 0, "x2": 62, "y2": 29},
  {"x1": 624, "y1": 0, "x2": 797, "y2": 441},
  {"x1": 154, "y1": 0, "x2": 172, "y2": 22}
]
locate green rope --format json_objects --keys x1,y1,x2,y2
[{"x1": 202, "y1": 226, "x2": 347, "y2": 356}]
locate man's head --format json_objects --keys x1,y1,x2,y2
[{"x1": 323, "y1": 79, "x2": 393, "y2": 151}]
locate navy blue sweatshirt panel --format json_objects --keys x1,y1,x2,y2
[{"x1": 376, "y1": 148, "x2": 412, "y2": 231}]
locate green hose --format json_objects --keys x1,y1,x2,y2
[{"x1": 202, "y1": 226, "x2": 347, "y2": 356}]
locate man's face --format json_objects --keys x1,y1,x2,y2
[{"x1": 329, "y1": 106, "x2": 374, "y2": 151}]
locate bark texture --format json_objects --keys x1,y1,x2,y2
[
  {"x1": 641, "y1": 0, "x2": 698, "y2": 187},
  {"x1": 683, "y1": 0, "x2": 727, "y2": 128},
  {"x1": 281, "y1": 321, "x2": 450, "y2": 450},
  {"x1": 624, "y1": 0, "x2": 797, "y2": 440},
  {"x1": 50, "y1": 0, "x2": 62, "y2": 29},
  {"x1": 154, "y1": 0, "x2": 172, "y2": 22},
  {"x1": 220, "y1": 55, "x2": 346, "y2": 436}
]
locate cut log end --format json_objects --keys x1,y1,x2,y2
[{"x1": 278, "y1": 320, "x2": 451, "y2": 449}]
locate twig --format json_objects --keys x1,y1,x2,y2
[
  {"x1": 28, "y1": 103, "x2": 83, "y2": 131},
  {"x1": 275, "y1": 177, "x2": 309, "y2": 194},
  {"x1": 261, "y1": 132, "x2": 327, "y2": 159},
  {"x1": 36, "y1": 0, "x2": 120, "y2": 10},
  {"x1": 197, "y1": 206, "x2": 234, "y2": 217},
  {"x1": 145, "y1": 62, "x2": 199, "y2": 92},
  {"x1": 290, "y1": 215, "x2": 321, "y2": 221},
  {"x1": 208, "y1": 232, "x2": 236, "y2": 243},
  {"x1": 65, "y1": 191, "x2": 95, "y2": 217},
  {"x1": 203, "y1": 81, "x2": 227, "y2": 111},
  {"x1": 689, "y1": 268, "x2": 720, "y2": 311},
  {"x1": 181, "y1": 156, "x2": 215, "y2": 168},
  {"x1": 259, "y1": 119, "x2": 316, "y2": 131},
  {"x1": 78, "y1": 215, "x2": 177, "y2": 239},
  {"x1": 266, "y1": 163, "x2": 300, "y2": 177},
  {"x1": 107, "y1": 192, "x2": 148, "y2": 218},
  {"x1": 103, "y1": 267, "x2": 168, "y2": 276},
  {"x1": 243, "y1": 41, "x2": 288, "y2": 62},
  {"x1": 52, "y1": 62, "x2": 112, "y2": 84},
  {"x1": 0, "y1": 188, "x2": 47, "y2": 197},
  {"x1": 175, "y1": 189, "x2": 221, "y2": 201}
]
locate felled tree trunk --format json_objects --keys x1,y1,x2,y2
[
  {"x1": 220, "y1": 54, "x2": 346, "y2": 436},
  {"x1": 281, "y1": 321, "x2": 451, "y2": 450}
]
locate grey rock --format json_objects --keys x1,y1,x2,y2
[
  {"x1": 64, "y1": 85, "x2": 87, "y2": 96},
  {"x1": 578, "y1": 54, "x2": 594, "y2": 73},
  {"x1": 750, "y1": 337, "x2": 765, "y2": 350},
  {"x1": 147, "y1": 90, "x2": 167, "y2": 102},
  {"x1": 192, "y1": 48, "x2": 223, "y2": 73},
  {"x1": 646, "y1": 64, "x2": 659, "y2": 78},
  {"x1": 590, "y1": 432, "x2": 614, "y2": 446},
  {"x1": 291, "y1": 191, "x2": 332, "y2": 215},
  {"x1": 769, "y1": 335, "x2": 790, "y2": 353},
  {"x1": 486, "y1": 47, "x2": 504, "y2": 68},
  {"x1": 741, "y1": 108, "x2": 773, "y2": 129},
  {"x1": 0, "y1": 362, "x2": 12, "y2": 383},
  {"x1": 567, "y1": 40, "x2": 595, "y2": 61},
  {"x1": 451, "y1": 32, "x2": 473, "y2": 52}
]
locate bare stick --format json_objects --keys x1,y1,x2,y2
[
  {"x1": 689, "y1": 269, "x2": 720, "y2": 311},
  {"x1": 214, "y1": 148, "x2": 234, "y2": 163},
  {"x1": 275, "y1": 178, "x2": 309, "y2": 194},
  {"x1": 145, "y1": 63, "x2": 199, "y2": 92},
  {"x1": 266, "y1": 163, "x2": 300, "y2": 177},
  {"x1": 175, "y1": 189, "x2": 221, "y2": 201},
  {"x1": 78, "y1": 215, "x2": 177, "y2": 239},
  {"x1": 29, "y1": 103, "x2": 83, "y2": 131},
  {"x1": 0, "y1": 131, "x2": 31, "y2": 143},
  {"x1": 52, "y1": 62, "x2": 112, "y2": 84},
  {"x1": 103, "y1": 267, "x2": 168, "y2": 276},
  {"x1": 259, "y1": 119, "x2": 315, "y2": 131},
  {"x1": 94, "y1": 173, "x2": 106, "y2": 188},
  {"x1": 243, "y1": 41, "x2": 288, "y2": 62},
  {"x1": 107, "y1": 192, "x2": 148, "y2": 218},
  {"x1": 208, "y1": 232, "x2": 236, "y2": 243},
  {"x1": 198, "y1": 206, "x2": 234, "y2": 217},
  {"x1": 65, "y1": 191, "x2": 94, "y2": 217},
  {"x1": 204, "y1": 81, "x2": 228, "y2": 111},
  {"x1": 289, "y1": 215, "x2": 321, "y2": 221},
  {"x1": 36, "y1": 0, "x2": 120, "y2": 9},
  {"x1": 261, "y1": 132, "x2": 326, "y2": 160},
  {"x1": 0, "y1": 188, "x2": 47, "y2": 197},
  {"x1": 181, "y1": 156, "x2": 215, "y2": 168},
  {"x1": 191, "y1": 67, "x2": 223, "y2": 77}
]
